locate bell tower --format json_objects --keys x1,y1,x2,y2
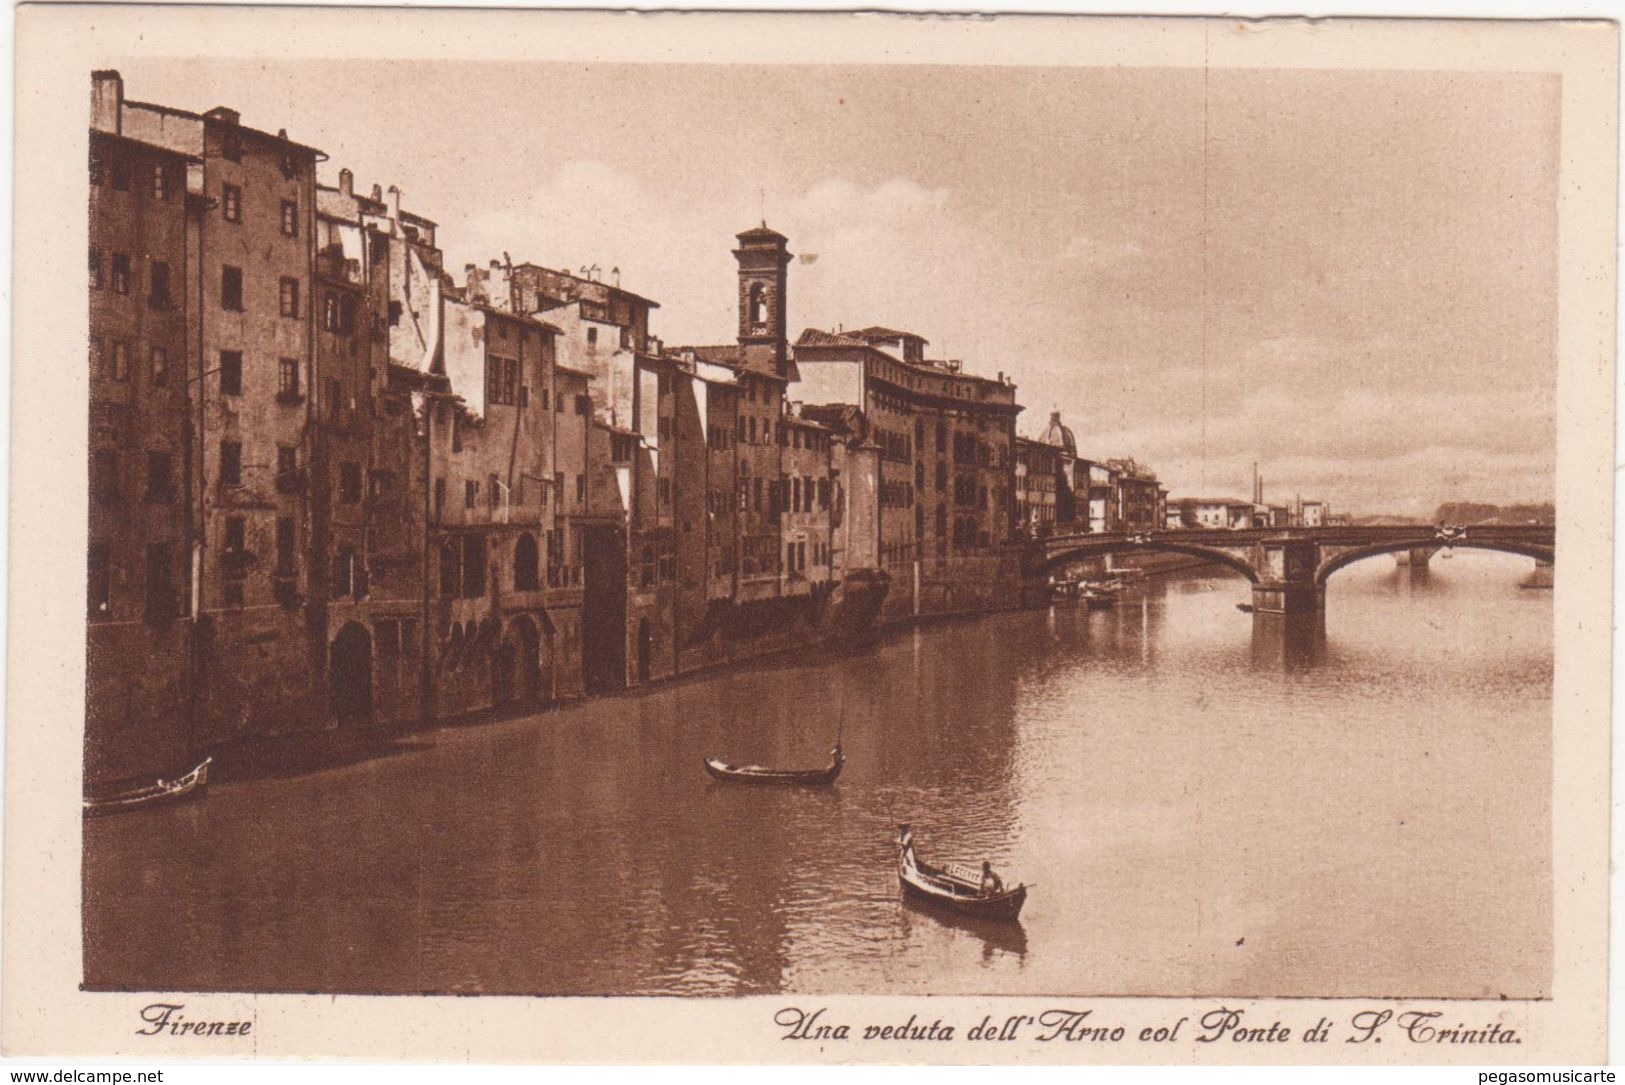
[{"x1": 733, "y1": 224, "x2": 791, "y2": 377}]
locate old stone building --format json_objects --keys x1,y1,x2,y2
[
  {"x1": 792, "y1": 320, "x2": 1023, "y2": 621},
  {"x1": 86, "y1": 118, "x2": 200, "y2": 786},
  {"x1": 93, "y1": 71, "x2": 332, "y2": 758},
  {"x1": 432, "y1": 283, "x2": 567, "y2": 717}
]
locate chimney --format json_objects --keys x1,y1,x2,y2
[
  {"x1": 370, "y1": 184, "x2": 383, "y2": 202},
  {"x1": 90, "y1": 70, "x2": 123, "y2": 134},
  {"x1": 204, "y1": 106, "x2": 241, "y2": 126},
  {"x1": 338, "y1": 168, "x2": 354, "y2": 197},
  {"x1": 387, "y1": 184, "x2": 402, "y2": 221}
]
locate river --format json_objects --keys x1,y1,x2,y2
[{"x1": 83, "y1": 550, "x2": 1552, "y2": 998}]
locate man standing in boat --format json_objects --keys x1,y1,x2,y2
[
  {"x1": 980, "y1": 860, "x2": 1005, "y2": 896},
  {"x1": 898, "y1": 824, "x2": 915, "y2": 864}
]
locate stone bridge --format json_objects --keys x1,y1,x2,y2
[{"x1": 1032, "y1": 524, "x2": 1556, "y2": 615}]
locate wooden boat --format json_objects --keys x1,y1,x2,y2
[
  {"x1": 83, "y1": 756, "x2": 212, "y2": 817},
  {"x1": 897, "y1": 829, "x2": 1027, "y2": 923},
  {"x1": 703, "y1": 746, "x2": 844, "y2": 785}
]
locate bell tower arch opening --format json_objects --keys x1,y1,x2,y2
[{"x1": 732, "y1": 224, "x2": 792, "y2": 378}]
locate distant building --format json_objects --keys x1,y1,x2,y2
[
  {"x1": 794, "y1": 323, "x2": 1020, "y2": 567},
  {"x1": 1107, "y1": 458, "x2": 1161, "y2": 533},
  {"x1": 1014, "y1": 436, "x2": 1059, "y2": 538},
  {"x1": 1298, "y1": 499, "x2": 1329, "y2": 527}
]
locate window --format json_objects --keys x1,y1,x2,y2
[
  {"x1": 576, "y1": 474, "x2": 586, "y2": 504},
  {"x1": 280, "y1": 199, "x2": 298, "y2": 237},
  {"x1": 339, "y1": 462, "x2": 362, "y2": 504},
  {"x1": 110, "y1": 341, "x2": 130, "y2": 382},
  {"x1": 88, "y1": 544, "x2": 111, "y2": 617},
  {"x1": 152, "y1": 164, "x2": 168, "y2": 201},
  {"x1": 279, "y1": 277, "x2": 300, "y2": 319},
  {"x1": 89, "y1": 146, "x2": 103, "y2": 186},
  {"x1": 111, "y1": 253, "x2": 131, "y2": 295},
  {"x1": 586, "y1": 327, "x2": 598, "y2": 347},
  {"x1": 465, "y1": 480, "x2": 478, "y2": 508},
  {"x1": 221, "y1": 129, "x2": 241, "y2": 162},
  {"x1": 221, "y1": 265, "x2": 243, "y2": 311},
  {"x1": 387, "y1": 300, "x2": 402, "y2": 327},
  {"x1": 576, "y1": 395, "x2": 590, "y2": 416},
  {"x1": 489, "y1": 473, "x2": 501, "y2": 510},
  {"x1": 222, "y1": 184, "x2": 242, "y2": 223},
  {"x1": 641, "y1": 546, "x2": 655, "y2": 588},
  {"x1": 434, "y1": 478, "x2": 446, "y2": 518},
  {"x1": 514, "y1": 534, "x2": 540, "y2": 591},
  {"x1": 222, "y1": 516, "x2": 247, "y2": 605},
  {"x1": 333, "y1": 546, "x2": 361, "y2": 601},
  {"x1": 327, "y1": 378, "x2": 343, "y2": 421},
  {"x1": 89, "y1": 248, "x2": 102, "y2": 289},
  {"x1": 144, "y1": 543, "x2": 175, "y2": 623},
  {"x1": 146, "y1": 451, "x2": 174, "y2": 503},
  {"x1": 323, "y1": 293, "x2": 339, "y2": 331},
  {"x1": 275, "y1": 517, "x2": 295, "y2": 576},
  {"x1": 92, "y1": 449, "x2": 118, "y2": 501},
  {"x1": 150, "y1": 346, "x2": 168, "y2": 386},
  {"x1": 219, "y1": 350, "x2": 243, "y2": 395},
  {"x1": 149, "y1": 261, "x2": 170, "y2": 308},
  {"x1": 276, "y1": 445, "x2": 299, "y2": 493},
  {"x1": 278, "y1": 357, "x2": 301, "y2": 402},
  {"x1": 219, "y1": 440, "x2": 242, "y2": 487},
  {"x1": 487, "y1": 356, "x2": 518, "y2": 406}
]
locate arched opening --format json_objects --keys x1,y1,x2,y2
[
  {"x1": 636, "y1": 617, "x2": 652, "y2": 684},
  {"x1": 747, "y1": 282, "x2": 766, "y2": 330},
  {"x1": 514, "y1": 533, "x2": 540, "y2": 591},
  {"x1": 1041, "y1": 543, "x2": 1260, "y2": 584},
  {"x1": 329, "y1": 622, "x2": 373, "y2": 726},
  {"x1": 1315, "y1": 541, "x2": 1556, "y2": 586}
]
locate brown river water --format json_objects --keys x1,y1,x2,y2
[{"x1": 84, "y1": 551, "x2": 1551, "y2": 998}]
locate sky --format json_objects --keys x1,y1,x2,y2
[{"x1": 118, "y1": 60, "x2": 1559, "y2": 517}]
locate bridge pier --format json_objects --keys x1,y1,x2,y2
[
  {"x1": 1394, "y1": 547, "x2": 1436, "y2": 568},
  {"x1": 1251, "y1": 539, "x2": 1324, "y2": 615}
]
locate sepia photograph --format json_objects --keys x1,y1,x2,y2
[{"x1": 5, "y1": 5, "x2": 1616, "y2": 1067}]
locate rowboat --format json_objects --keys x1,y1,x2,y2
[
  {"x1": 897, "y1": 828, "x2": 1027, "y2": 923},
  {"x1": 83, "y1": 756, "x2": 213, "y2": 817},
  {"x1": 704, "y1": 745, "x2": 843, "y2": 785}
]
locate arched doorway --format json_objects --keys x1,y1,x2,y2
[
  {"x1": 636, "y1": 617, "x2": 652, "y2": 685},
  {"x1": 510, "y1": 616, "x2": 542, "y2": 704},
  {"x1": 330, "y1": 622, "x2": 373, "y2": 726}
]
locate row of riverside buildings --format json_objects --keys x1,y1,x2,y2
[
  {"x1": 86, "y1": 73, "x2": 1038, "y2": 786},
  {"x1": 85, "y1": 73, "x2": 1345, "y2": 788}
]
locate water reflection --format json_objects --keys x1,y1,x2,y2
[
  {"x1": 84, "y1": 551, "x2": 1552, "y2": 998},
  {"x1": 1250, "y1": 610, "x2": 1327, "y2": 672}
]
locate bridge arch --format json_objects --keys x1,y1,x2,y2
[
  {"x1": 1040, "y1": 541, "x2": 1260, "y2": 583},
  {"x1": 1316, "y1": 540, "x2": 1556, "y2": 586}
]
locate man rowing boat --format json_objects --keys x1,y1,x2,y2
[{"x1": 980, "y1": 860, "x2": 1005, "y2": 896}]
